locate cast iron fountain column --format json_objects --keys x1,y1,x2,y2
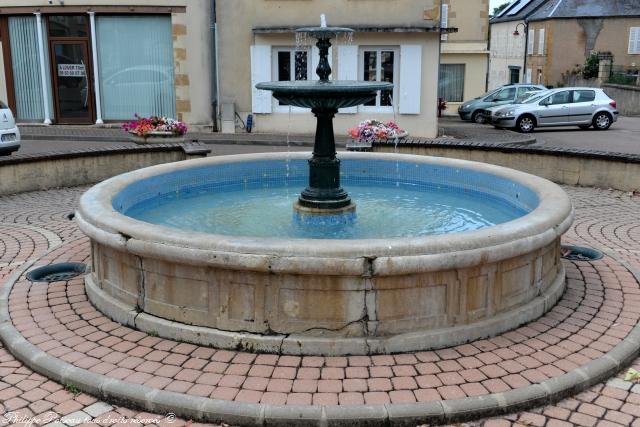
[
  {"x1": 296, "y1": 36, "x2": 352, "y2": 212},
  {"x1": 256, "y1": 22, "x2": 392, "y2": 214}
]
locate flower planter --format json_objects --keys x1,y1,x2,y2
[
  {"x1": 346, "y1": 131, "x2": 409, "y2": 151},
  {"x1": 128, "y1": 131, "x2": 185, "y2": 144}
]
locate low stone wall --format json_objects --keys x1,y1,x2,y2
[
  {"x1": 376, "y1": 140, "x2": 640, "y2": 192},
  {"x1": 602, "y1": 83, "x2": 640, "y2": 116},
  {"x1": 0, "y1": 144, "x2": 210, "y2": 196}
]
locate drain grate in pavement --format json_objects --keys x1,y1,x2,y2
[
  {"x1": 561, "y1": 245, "x2": 604, "y2": 261},
  {"x1": 26, "y1": 263, "x2": 87, "y2": 283}
]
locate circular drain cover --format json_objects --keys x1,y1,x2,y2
[
  {"x1": 26, "y1": 263, "x2": 87, "y2": 283},
  {"x1": 561, "y1": 245, "x2": 604, "y2": 261}
]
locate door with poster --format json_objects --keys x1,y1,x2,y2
[{"x1": 50, "y1": 40, "x2": 94, "y2": 124}]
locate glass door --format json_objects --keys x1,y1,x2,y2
[{"x1": 50, "y1": 40, "x2": 93, "y2": 124}]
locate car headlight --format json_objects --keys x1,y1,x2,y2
[{"x1": 505, "y1": 110, "x2": 515, "y2": 116}]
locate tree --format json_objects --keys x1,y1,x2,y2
[{"x1": 492, "y1": 2, "x2": 510, "y2": 17}]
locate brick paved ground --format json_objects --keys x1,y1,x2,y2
[{"x1": 0, "y1": 185, "x2": 640, "y2": 426}]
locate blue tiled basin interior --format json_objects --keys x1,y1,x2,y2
[{"x1": 113, "y1": 159, "x2": 539, "y2": 240}]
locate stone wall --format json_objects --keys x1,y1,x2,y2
[
  {"x1": 0, "y1": 145, "x2": 209, "y2": 196},
  {"x1": 377, "y1": 143, "x2": 640, "y2": 191},
  {"x1": 602, "y1": 84, "x2": 640, "y2": 116}
]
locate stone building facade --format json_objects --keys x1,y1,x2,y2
[{"x1": 0, "y1": 0, "x2": 212, "y2": 128}]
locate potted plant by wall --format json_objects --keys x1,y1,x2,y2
[{"x1": 123, "y1": 114, "x2": 188, "y2": 144}]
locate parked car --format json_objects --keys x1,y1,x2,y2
[
  {"x1": 479, "y1": 90, "x2": 543, "y2": 122},
  {"x1": 0, "y1": 101, "x2": 20, "y2": 155},
  {"x1": 458, "y1": 84, "x2": 547, "y2": 124},
  {"x1": 489, "y1": 87, "x2": 618, "y2": 133}
]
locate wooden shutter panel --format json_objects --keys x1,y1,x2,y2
[
  {"x1": 527, "y1": 29, "x2": 534, "y2": 54},
  {"x1": 399, "y1": 44, "x2": 422, "y2": 115},
  {"x1": 250, "y1": 45, "x2": 272, "y2": 113},
  {"x1": 441, "y1": 4, "x2": 448, "y2": 41},
  {"x1": 629, "y1": 27, "x2": 640, "y2": 54},
  {"x1": 337, "y1": 45, "x2": 358, "y2": 113}
]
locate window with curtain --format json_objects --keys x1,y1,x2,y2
[
  {"x1": 96, "y1": 15, "x2": 175, "y2": 120},
  {"x1": 438, "y1": 64, "x2": 465, "y2": 102},
  {"x1": 8, "y1": 16, "x2": 53, "y2": 121}
]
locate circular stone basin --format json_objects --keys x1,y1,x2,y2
[{"x1": 77, "y1": 152, "x2": 573, "y2": 355}]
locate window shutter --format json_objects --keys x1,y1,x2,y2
[
  {"x1": 312, "y1": 46, "x2": 332, "y2": 81},
  {"x1": 441, "y1": 4, "x2": 449, "y2": 41},
  {"x1": 250, "y1": 45, "x2": 272, "y2": 113},
  {"x1": 527, "y1": 29, "x2": 534, "y2": 54},
  {"x1": 629, "y1": 27, "x2": 640, "y2": 54},
  {"x1": 538, "y1": 29, "x2": 545, "y2": 55},
  {"x1": 399, "y1": 44, "x2": 422, "y2": 114},
  {"x1": 525, "y1": 68, "x2": 532, "y2": 83},
  {"x1": 337, "y1": 45, "x2": 358, "y2": 113}
]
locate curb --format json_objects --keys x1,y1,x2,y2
[{"x1": 1, "y1": 246, "x2": 640, "y2": 425}]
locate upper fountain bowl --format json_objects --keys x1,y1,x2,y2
[
  {"x1": 296, "y1": 26, "x2": 353, "y2": 39},
  {"x1": 255, "y1": 80, "x2": 393, "y2": 109}
]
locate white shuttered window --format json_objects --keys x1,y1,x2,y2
[
  {"x1": 527, "y1": 29, "x2": 534, "y2": 54},
  {"x1": 538, "y1": 29, "x2": 545, "y2": 55},
  {"x1": 629, "y1": 27, "x2": 640, "y2": 54},
  {"x1": 337, "y1": 45, "x2": 358, "y2": 113},
  {"x1": 399, "y1": 45, "x2": 422, "y2": 114},
  {"x1": 250, "y1": 45, "x2": 272, "y2": 113}
]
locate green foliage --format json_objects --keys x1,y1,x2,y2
[
  {"x1": 625, "y1": 368, "x2": 640, "y2": 382},
  {"x1": 582, "y1": 53, "x2": 600, "y2": 80},
  {"x1": 608, "y1": 73, "x2": 637, "y2": 86},
  {"x1": 492, "y1": 2, "x2": 509, "y2": 17},
  {"x1": 65, "y1": 383, "x2": 81, "y2": 395}
]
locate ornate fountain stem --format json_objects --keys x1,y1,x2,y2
[
  {"x1": 294, "y1": 36, "x2": 352, "y2": 211},
  {"x1": 316, "y1": 38, "x2": 332, "y2": 82}
]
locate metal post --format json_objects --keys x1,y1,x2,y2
[
  {"x1": 34, "y1": 12, "x2": 51, "y2": 125},
  {"x1": 88, "y1": 12, "x2": 103, "y2": 124}
]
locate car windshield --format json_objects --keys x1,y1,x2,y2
[
  {"x1": 514, "y1": 93, "x2": 536, "y2": 104},
  {"x1": 0, "y1": 101, "x2": 7, "y2": 109},
  {"x1": 479, "y1": 88, "x2": 500, "y2": 99},
  {"x1": 521, "y1": 91, "x2": 551, "y2": 104}
]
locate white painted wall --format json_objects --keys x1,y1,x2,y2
[{"x1": 488, "y1": 21, "x2": 526, "y2": 90}]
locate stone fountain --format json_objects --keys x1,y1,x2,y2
[
  {"x1": 256, "y1": 21, "x2": 392, "y2": 214},
  {"x1": 77, "y1": 20, "x2": 573, "y2": 356}
]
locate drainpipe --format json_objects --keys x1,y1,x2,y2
[
  {"x1": 523, "y1": 20, "x2": 529, "y2": 83},
  {"x1": 210, "y1": 0, "x2": 219, "y2": 132},
  {"x1": 34, "y1": 12, "x2": 51, "y2": 125}
]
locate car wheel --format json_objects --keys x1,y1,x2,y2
[
  {"x1": 593, "y1": 112, "x2": 612, "y2": 130},
  {"x1": 516, "y1": 115, "x2": 535, "y2": 133},
  {"x1": 471, "y1": 111, "x2": 486, "y2": 124},
  {"x1": 578, "y1": 125, "x2": 591, "y2": 129}
]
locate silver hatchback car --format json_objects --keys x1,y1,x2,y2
[
  {"x1": 0, "y1": 101, "x2": 20, "y2": 155},
  {"x1": 490, "y1": 88, "x2": 618, "y2": 133}
]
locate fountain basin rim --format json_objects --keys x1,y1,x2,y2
[
  {"x1": 77, "y1": 152, "x2": 573, "y2": 275},
  {"x1": 256, "y1": 80, "x2": 394, "y2": 94}
]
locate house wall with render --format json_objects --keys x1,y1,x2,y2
[{"x1": 216, "y1": 0, "x2": 441, "y2": 138}]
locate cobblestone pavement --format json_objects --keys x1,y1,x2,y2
[{"x1": 0, "y1": 185, "x2": 640, "y2": 426}]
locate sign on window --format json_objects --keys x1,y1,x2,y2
[{"x1": 58, "y1": 64, "x2": 86, "y2": 77}]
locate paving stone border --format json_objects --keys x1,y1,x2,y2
[{"x1": 1, "y1": 245, "x2": 640, "y2": 425}]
